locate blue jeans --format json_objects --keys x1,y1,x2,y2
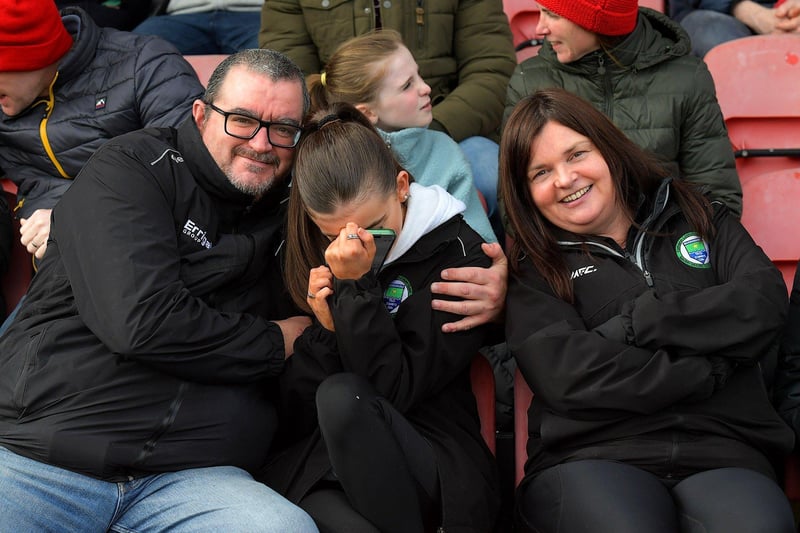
[
  {"x1": 680, "y1": 10, "x2": 754, "y2": 58},
  {"x1": 0, "y1": 447, "x2": 319, "y2": 532},
  {"x1": 459, "y1": 136, "x2": 505, "y2": 241},
  {"x1": 133, "y1": 10, "x2": 261, "y2": 54},
  {"x1": 459, "y1": 136, "x2": 499, "y2": 218},
  {"x1": 0, "y1": 293, "x2": 22, "y2": 336}
]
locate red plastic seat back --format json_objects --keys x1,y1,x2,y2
[
  {"x1": 0, "y1": 179, "x2": 32, "y2": 316},
  {"x1": 739, "y1": 167, "x2": 800, "y2": 290},
  {"x1": 471, "y1": 354, "x2": 497, "y2": 454},
  {"x1": 638, "y1": 0, "x2": 665, "y2": 11},
  {"x1": 503, "y1": 0, "x2": 542, "y2": 62},
  {"x1": 704, "y1": 35, "x2": 800, "y2": 183},
  {"x1": 514, "y1": 367, "x2": 533, "y2": 486},
  {"x1": 184, "y1": 54, "x2": 229, "y2": 87}
]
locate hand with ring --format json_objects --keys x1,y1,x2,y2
[
  {"x1": 324, "y1": 222, "x2": 376, "y2": 280},
  {"x1": 307, "y1": 265, "x2": 335, "y2": 331}
]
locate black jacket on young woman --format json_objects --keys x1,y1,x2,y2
[
  {"x1": 507, "y1": 179, "x2": 794, "y2": 488},
  {"x1": 260, "y1": 214, "x2": 501, "y2": 533}
]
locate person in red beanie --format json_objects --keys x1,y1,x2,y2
[
  {"x1": 502, "y1": 0, "x2": 743, "y2": 217},
  {"x1": 0, "y1": 0, "x2": 203, "y2": 263},
  {"x1": 671, "y1": 0, "x2": 800, "y2": 58}
]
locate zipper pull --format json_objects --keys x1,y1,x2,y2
[
  {"x1": 643, "y1": 270, "x2": 653, "y2": 287},
  {"x1": 416, "y1": 6, "x2": 424, "y2": 25},
  {"x1": 597, "y1": 56, "x2": 606, "y2": 75}
]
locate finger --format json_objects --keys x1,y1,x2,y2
[
  {"x1": 314, "y1": 286, "x2": 333, "y2": 300},
  {"x1": 483, "y1": 242, "x2": 509, "y2": 266},
  {"x1": 431, "y1": 281, "x2": 482, "y2": 299},
  {"x1": 441, "y1": 314, "x2": 487, "y2": 333},
  {"x1": 35, "y1": 244, "x2": 46, "y2": 259},
  {"x1": 431, "y1": 296, "x2": 483, "y2": 316},
  {"x1": 360, "y1": 227, "x2": 376, "y2": 258},
  {"x1": 440, "y1": 266, "x2": 484, "y2": 283},
  {"x1": 343, "y1": 222, "x2": 361, "y2": 243},
  {"x1": 19, "y1": 227, "x2": 34, "y2": 246}
]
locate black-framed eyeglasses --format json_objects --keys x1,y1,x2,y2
[{"x1": 206, "y1": 103, "x2": 302, "y2": 148}]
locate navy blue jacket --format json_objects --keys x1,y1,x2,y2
[{"x1": 0, "y1": 6, "x2": 203, "y2": 217}]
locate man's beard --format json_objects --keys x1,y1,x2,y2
[{"x1": 226, "y1": 148, "x2": 283, "y2": 197}]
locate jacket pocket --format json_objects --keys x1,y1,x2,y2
[
  {"x1": 299, "y1": 0, "x2": 359, "y2": 50},
  {"x1": 12, "y1": 329, "x2": 46, "y2": 414}
]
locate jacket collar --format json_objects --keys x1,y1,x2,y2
[
  {"x1": 56, "y1": 7, "x2": 100, "y2": 86},
  {"x1": 386, "y1": 215, "x2": 467, "y2": 268}
]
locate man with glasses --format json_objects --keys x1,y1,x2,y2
[{"x1": 0, "y1": 49, "x2": 318, "y2": 532}]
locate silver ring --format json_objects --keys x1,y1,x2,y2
[
  {"x1": 307, "y1": 291, "x2": 315, "y2": 299},
  {"x1": 346, "y1": 233, "x2": 359, "y2": 240}
]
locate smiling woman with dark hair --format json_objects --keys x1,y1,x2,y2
[{"x1": 501, "y1": 88, "x2": 795, "y2": 533}]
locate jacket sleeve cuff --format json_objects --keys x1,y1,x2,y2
[{"x1": 264, "y1": 321, "x2": 287, "y2": 375}]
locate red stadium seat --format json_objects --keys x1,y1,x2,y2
[
  {"x1": 638, "y1": 0, "x2": 665, "y2": 12},
  {"x1": 184, "y1": 54, "x2": 228, "y2": 87},
  {"x1": 704, "y1": 35, "x2": 800, "y2": 185},
  {"x1": 471, "y1": 354, "x2": 497, "y2": 454},
  {"x1": 739, "y1": 166, "x2": 800, "y2": 504},
  {"x1": 503, "y1": 0, "x2": 542, "y2": 62},
  {"x1": 0, "y1": 179, "x2": 32, "y2": 316},
  {"x1": 740, "y1": 167, "x2": 800, "y2": 290},
  {"x1": 514, "y1": 367, "x2": 533, "y2": 486}
]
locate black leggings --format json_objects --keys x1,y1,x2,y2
[
  {"x1": 299, "y1": 373, "x2": 440, "y2": 533},
  {"x1": 516, "y1": 459, "x2": 795, "y2": 533}
]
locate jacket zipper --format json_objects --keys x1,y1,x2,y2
[
  {"x1": 415, "y1": 0, "x2": 425, "y2": 49},
  {"x1": 597, "y1": 56, "x2": 614, "y2": 119},
  {"x1": 39, "y1": 72, "x2": 72, "y2": 180}
]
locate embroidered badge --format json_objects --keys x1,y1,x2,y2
[
  {"x1": 95, "y1": 97, "x2": 106, "y2": 110},
  {"x1": 383, "y1": 276, "x2": 412, "y2": 315},
  {"x1": 675, "y1": 232, "x2": 710, "y2": 268}
]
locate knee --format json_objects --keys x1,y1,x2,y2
[
  {"x1": 264, "y1": 503, "x2": 319, "y2": 533},
  {"x1": 315, "y1": 373, "x2": 376, "y2": 430}
]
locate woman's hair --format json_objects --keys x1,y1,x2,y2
[
  {"x1": 306, "y1": 29, "x2": 405, "y2": 113},
  {"x1": 499, "y1": 88, "x2": 713, "y2": 302},
  {"x1": 284, "y1": 102, "x2": 406, "y2": 311}
]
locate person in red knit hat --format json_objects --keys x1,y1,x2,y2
[
  {"x1": 536, "y1": 0, "x2": 640, "y2": 36},
  {"x1": 0, "y1": 0, "x2": 74, "y2": 76},
  {"x1": 503, "y1": 0, "x2": 743, "y2": 219},
  {"x1": 0, "y1": 0, "x2": 203, "y2": 265}
]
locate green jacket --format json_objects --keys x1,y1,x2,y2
[
  {"x1": 504, "y1": 8, "x2": 742, "y2": 216},
  {"x1": 260, "y1": 0, "x2": 516, "y2": 142}
]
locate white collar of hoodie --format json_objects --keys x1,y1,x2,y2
[{"x1": 384, "y1": 182, "x2": 465, "y2": 266}]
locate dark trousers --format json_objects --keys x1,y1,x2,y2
[
  {"x1": 516, "y1": 459, "x2": 795, "y2": 533},
  {"x1": 300, "y1": 373, "x2": 440, "y2": 533}
]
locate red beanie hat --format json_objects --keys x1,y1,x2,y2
[
  {"x1": 537, "y1": 0, "x2": 639, "y2": 36},
  {"x1": 0, "y1": 0, "x2": 74, "y2": 72}
]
